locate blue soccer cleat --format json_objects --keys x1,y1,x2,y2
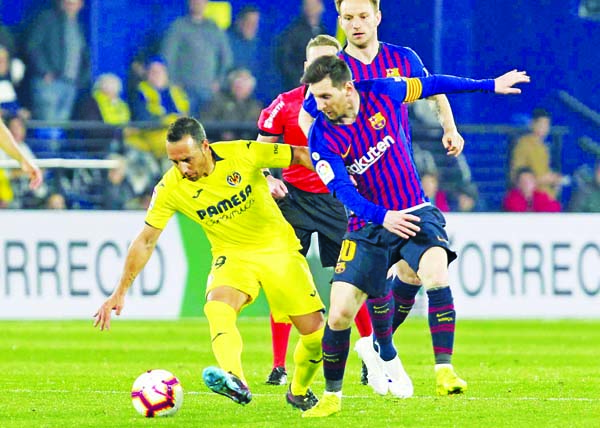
[{"x1": 202, "y1": 366, "x2": 252, "y2": 405}]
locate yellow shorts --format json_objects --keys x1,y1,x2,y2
[{"x1": 206, "y1": 250, "x2": 324, "y2": 323}]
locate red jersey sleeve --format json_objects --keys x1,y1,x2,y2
[{"x1": 258, "y1": 94, "x2": 286, "y2": 136}]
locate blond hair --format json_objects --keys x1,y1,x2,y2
[
  {"x1": 305, "y1": 34, "x2": 342, "y2": 58},
  {"x1": 335, "y1": 0, "x2": 379, "y2": 13}
]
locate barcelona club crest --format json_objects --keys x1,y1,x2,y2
[
  {"x1": 368, "y1": 112, "x2": 386, "y2": 130},
  {"x1": 386, "y1": 67, "x2": 400, "y2": 77},
  {"x1": 227, "y1": 172, "x2": 242, "y2": 186},
  {"x1": 334, "y1": 262, "x2": 346, "y2": 274}
]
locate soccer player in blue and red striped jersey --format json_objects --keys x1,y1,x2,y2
[
  {"x1": 299, "y1": 55, "x2": 528, "y2": 417},
  {"x1": 257, "y1": 34, "x2": 378, "y2": 400},
  {"x1": 298, "y1": 0, "x2": 467, "y2": 400}
]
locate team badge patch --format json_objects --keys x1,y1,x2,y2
[
  {"x1": 386, "y1": 67, "x2": 400, "y2": 77},
  {"x1": 368, "y1": 112, "x2": 386, "y2": 130},
  {"x1": 315, "y1": 160, "x2": 335, "y2": 184},
  {"x1": 334, "y1": 262, "x2": 346, "y2": 274},
  {"x1": 227, "y1": 172, "x2": 242, "y2": 186}
]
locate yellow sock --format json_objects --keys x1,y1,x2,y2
[
  {"x1": 203, "y1": 300, "x2": 246, "y2": 383},
  {"x1": 291, "y1": 326, "x2": 325, "y2": 396}
]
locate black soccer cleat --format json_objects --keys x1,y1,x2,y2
[
  {"x1": 265, "y1": 366, "x2": 287, "y2": 385},
  {"x1": 360, "y1": 361, "x2": 369, "y2": 385},
  {"x1": 286, "y1": 387, "x2": 319, "y2": 411}
]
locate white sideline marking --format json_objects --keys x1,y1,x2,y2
[{"x1": 6, "y1": 389, "x2": 599, "y2": 402}]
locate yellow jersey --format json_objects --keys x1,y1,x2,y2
[{"x1": 145, "y1": 140, "x2": 302, "y2": 254}]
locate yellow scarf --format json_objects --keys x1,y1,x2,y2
[
  {"x1": 93, "y1": 91, "x2": 131, "y2": 125},
  {"x1": 137, "y1": 82, "x2": 190, "y2": 118}
]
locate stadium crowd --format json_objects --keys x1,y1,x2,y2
[{"x1": 0, "y1": 0, "x2": 596, "y2": 212}]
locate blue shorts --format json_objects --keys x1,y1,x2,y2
[{"x1": 332, "y1": 205, "x2": 457, "y2": 298}]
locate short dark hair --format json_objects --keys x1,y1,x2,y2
[
  {"x1": 301, "y1": 55, "x2": 352, "y2": 88},
  {"x1": 532, "y1": 108, "x2": 550, "y2": 120},
  {"x1": 167, "y1": 117, "x2": 207, "y2": 145}
]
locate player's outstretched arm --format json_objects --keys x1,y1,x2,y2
[
  {"x1": 93, "y1": 224, "x2": 162, "y2": 331},
  {"x1": 0, "y1": 120, "x2": 43, "y2": 189},
  {"x1": 407, "y1": 71, "x2": 530, "y2": 103},
  {"x1": 494, "y1": 70, "x2": 530, "y2": 94}
]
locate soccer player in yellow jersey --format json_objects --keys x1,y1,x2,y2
[{"x1": 94, "y1": 117, "x2": 325, "y2": 410}]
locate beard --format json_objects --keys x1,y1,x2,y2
[{"x1": 325, "y1": 111, "x2": 345, "y2": 124}]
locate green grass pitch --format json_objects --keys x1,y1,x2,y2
[{"x1": 2, "y1": 318, "x2": 599, "y2": 427}]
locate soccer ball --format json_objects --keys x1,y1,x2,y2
[{"x1": 131, "y1": 369, "x2": 183, "y2": 417}]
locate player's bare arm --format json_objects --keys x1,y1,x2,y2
[
  {"x1": 290, "y1": 146, "x2": 314, "y2": 170},
  {"x1": 93, "y1": 224, "x2": 162, "y2": 331},
  {"x1": 428, "y1": 94, "x2": 465, "y2": 157},
  {"x1": 256, "y1": 134, "x2": 288, "y2": 198},
  {"x1": 382, "y1": 211, "x2": 421, "y2": 239},
  {"x1": 0, "y1": 121, "x2": 43, "y2": 189}
]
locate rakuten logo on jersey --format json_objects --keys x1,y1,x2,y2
[{"x1": 346, "y1": 135, "x2": 396, "y2": 175}]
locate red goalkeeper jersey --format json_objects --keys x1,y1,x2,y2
[{"x1": 257, "y1": 86, "x2": 329, "y2": 193}]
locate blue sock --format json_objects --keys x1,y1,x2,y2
[
  {"x1": 367, "y1": 291, "x2": 397, "y2": 361},
  {"x1": 427, "y1": 287, "x2": 455, "y2": 365},
  {"x1": 322, "y1": 325, "x2": 351, "y2": 392},
  {"x1": 391, "y1": 277, "x2": 421, "y2": 334}
]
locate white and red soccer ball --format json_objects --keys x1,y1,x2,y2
[{"x1": 131, "y1": 369, "x2": 183, "y2": 417}]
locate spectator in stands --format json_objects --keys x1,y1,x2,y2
[
  {"x1": 76, "y1": 73, "x2": 130, "y2": 125},
  {"x1": 127, "y1": 56, "x2": 189, "y2": 158},
  {"x1": 75, "y1": 73, "x2": 131, "y2": 154},
  {"x1": 569, "y1": 161, "x2": 600, "y2": 212},
  {"x1": 409, "y1": 99, "x2": 473, "y2": 197},
  {"x1": 161, "y1": 0, "x2": 233, "y2": 113},
  {"x1": 200, "y1": 68, "x2": 262, "y2": 140},
  {"x1": 126, "y1": 33, "x2": 163, "y2": 106},
  {"x1": 503, "y1": 167, "x2": 561, "y2": 212},
  {"x1": 421, "y1": 171, "x2": 450, "y2": 212},
  {"x1": 131, "y1": 57, "x2": 190, "y2": 122},
  {"x1": 452, "y1": 183, "x2": 484, "y2": 212},
  {"x1": 46, "y1": 192, "x2": 67, "y2": 209},
  {"x1": 26, "y1": 0, "x2": 90, "y2": 121},
  {"x1": 101, "y1": 154, "x2": 136, "y2": 210},
  {"x1": 227, "y1": 6, "x2": 261, "y2": 79},
  {"x1": 510, "y1": 108, "x2": 564, "y2": 198},
  {"x1": 0, "y1": 45, "x2": 30, "y2": 120},
  {"x1": 275, "y1": 0, "x2": 329, "y2": 91}
]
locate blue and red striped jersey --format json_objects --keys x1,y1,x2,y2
[
  {"x1": 309, "y1": 76, "x2": 494, "y2": 230},
  {"x1": 304, "y1": 42, "x2": 428, "y2": 142},
  {"x1": 340, "y1": 42, "x2": 428, "y2": 138}
]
